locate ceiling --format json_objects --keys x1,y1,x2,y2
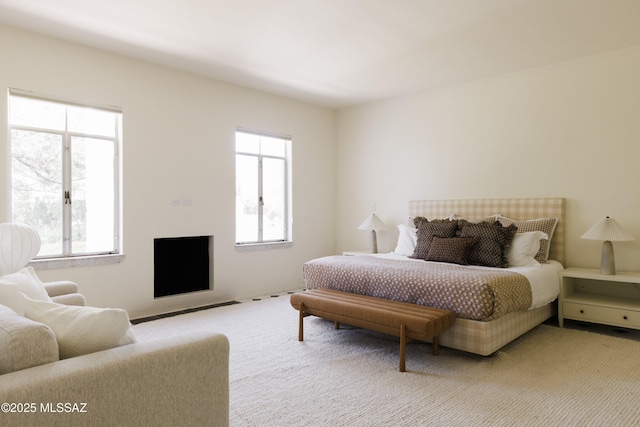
[{"x1": 1, "y1": 0, "x2": 640, "y2": 109}]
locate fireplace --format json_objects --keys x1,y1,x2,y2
[{"x1": 154, "y1": 236, "x2": 213, "y2": 298}]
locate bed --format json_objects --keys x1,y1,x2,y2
[{"x1": 303, "y1": 198, "x2": 565, "y2": 356}]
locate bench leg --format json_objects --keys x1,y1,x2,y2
[
  {"x1": 334, "y1": 321, "x2": 340, "y2": 330},
  {"x1": 298, "y1": 303, "x2": 305, "y2": 341},
  {"x1": 432, "y1": 336, "x2": 439, "y2": 356},
  {"x1": 399, "y1": 324, "x2": 406, "y2": 372}
]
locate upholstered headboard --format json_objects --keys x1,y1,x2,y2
[{"x1": 408, "y1": 198, "x2": 565, "y2": 265}]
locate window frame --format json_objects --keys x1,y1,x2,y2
[
  {"x1": 235, "y1": 128, "x2": 292, "y2": 248},
  {"x1": 8, "y1": 89, "x2": 122, "y2": 260}
]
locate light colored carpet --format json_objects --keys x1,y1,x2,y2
[{"x1": 132, "y1": 293, "x2": 640, "y2": 427}]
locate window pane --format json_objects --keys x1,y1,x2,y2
[
  {"x1": 9, "y1": 92, "x2": 121, "y2": 259},
  {"x1": 9, "y1": 96, "x2": 66, "y2": 131},
  {"x1": 260, "y1": 135, "x2": 286, "y2": 157},
  {"x1": 11, "y1": 130, "x2": 63, "y2": 256},
  {"x1": 262, "y1": 157, "x2": 285, "y2": 241},
  {"x1": 236, "y1": 154, "x2": 259, "y2": 242},
  {"x1": 71, "y1": 137, "x2": 115, "y2": 254},
  {"x1": 67, "y1": 105, "x2": 117, "y2": 137},
  {"x1": 235, "y1": 132, "x2": 260, "y2": 154}
]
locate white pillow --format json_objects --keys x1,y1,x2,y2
[
  {"x1": 507, "y1": 231, "x2": 548, "y2": 267},
  {"x1": 0, "y1": 267, "x2": 52, "y2": 314},
  {"x1": 393, "y1": 224, "x2": 417, "y2": 256},
  {"x1": 18, "y1": 293, "x2": 137, "y2": 359}
]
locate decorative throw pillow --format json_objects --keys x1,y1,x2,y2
[
  {"x1": 0, "y1": 267, "x2": 52, "y2": 315},
  {"x1": 495, "y1": 216, "x2": 558, "y2": 263},
  {"x1": 433, "y1": 215, "x2": 501, "y2": 225},
  {"x1": 459, "y1": 221, "x2": 518, "y2": 268},
  {"x1": 410, "y1": 218, "x2": 459, "y2": 260},
  {"x1": 425, "y1": 237, "x2": 477, "y2": 265},
  {"x1": 507, "y1": 231, "x2": 549, "y2": 267},
  {"x1": 393, "y1": 224, "x2": 418, "y2": 256},
  {"x1": 18, "y1": 293, "x2": 137, "y2": 359}
]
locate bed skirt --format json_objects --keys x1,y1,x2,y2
[{"x1": 433, "y1": 303, "x2": 554, "y2": 356}]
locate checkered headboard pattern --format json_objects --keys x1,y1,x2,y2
[{"x1": 408, "y1": 198, "x2": 565, "y2": 265}]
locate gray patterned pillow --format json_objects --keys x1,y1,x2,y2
[
  {"x1": 495, "y1": 216, "x2": 558, "y2": 263},
  {"x1": 426, "y1": 236, "x2": 477, "y2": 265},
  {"x1": 410, "y1": 218, "x2": 459, "y2": 260},
  {"x1": 459, "y1": 221, "x2": 518, "y2": 268}
]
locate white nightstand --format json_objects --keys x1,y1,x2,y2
[
  {"x1": 342, "y1": 251, "x2": 373, "y2": 256},
  {"x1": 559, "y1": 267, "x2": 640, "y2": 330}
]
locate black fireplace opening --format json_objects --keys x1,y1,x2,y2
[{"x1": 154, "y1": 236, "x2": 212, "y2": 298}]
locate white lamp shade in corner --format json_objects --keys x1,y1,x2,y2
[
  {"x1": 358, "y1": 214, "x2": 387, "y2": 231},
  {"x1": 0, "y1": 223, "x2": 41, "y2": 276},
  {"x1": 581, "y1": 217, "x2": 635, "y2": 242}
]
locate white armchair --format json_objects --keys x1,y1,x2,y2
[
  {"x1": 0, "y1": 223, "x2": 230, "y2": 425},
  {"x1": 0, "y1": 222, "x2": 85, "y2": 306}
]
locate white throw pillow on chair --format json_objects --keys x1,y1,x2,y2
[{"x1": 0, "y1": 267, "x2": 52, "y2": 315}]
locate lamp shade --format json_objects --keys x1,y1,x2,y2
[
  {"x1": 0, "y1": 223, "x2": 41, "y2": 276},
  {"x1": 581, "y1": 217, "x2": 635, "y2": 242},
  {"x1": 358, "y1": 214, "x2": 386, "y2": 231}
]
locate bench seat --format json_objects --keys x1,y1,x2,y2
[{"x1": 290, "y1": 289, "x2": 456, "y2": 372}]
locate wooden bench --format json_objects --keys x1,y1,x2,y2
[{"x1": 290, "y1": 289, "x2": 456, "y2": 372}]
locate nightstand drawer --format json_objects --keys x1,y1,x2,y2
[{"x1": 563, "y1": 302, "x2": 640, "y2": 328}]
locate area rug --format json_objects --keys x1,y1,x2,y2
[{"x1": 132, "y1": 293, "x2": 640, "y2": 427}]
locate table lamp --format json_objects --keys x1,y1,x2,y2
[
  {"x1": 581, "y1": 216, "x2": 635, "y2": 275},
  {"x1": 358, "y1": 214, "x2": 386, "y2": 253}
]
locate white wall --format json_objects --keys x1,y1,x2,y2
[
  {"x1": 0, "y1": 24, "x2": 337, "y2": 317},
  {"x1": 336, "y1": 45, "x2": 640, "y2": 272},
  {"x1": 4, "y1": 23, "x2": 640, "y2": 317}
]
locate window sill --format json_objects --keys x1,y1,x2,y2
[
  {"x1": 235, "y1": 241, "x2": 293, "y2": 252},
  {"x1": 29, "y1": 254, "x2": 125, "y2": 271}
]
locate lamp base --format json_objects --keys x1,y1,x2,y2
[
  {"x1": 368, "y1": 230, "x2": 378, "y2": 253},
  {"x1": 600, "y1": 240, "x2": 616, "y2": 275}
]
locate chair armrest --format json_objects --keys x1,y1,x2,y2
[
  {"x1": 0, "y1": 331, "x2": 230, "y2": 426},
  {"x1": 44, "y1": 281, "x2": 86, "y2": 306},
  {"x1": 50, "y1": 293, "x2": 86, "y2": 306},
  {"x1": 44, "y1": 280, "x2": 79, "y2": 297},
  {"x1": 0, "y1": 305, "x2": 59, "y2": 374}
]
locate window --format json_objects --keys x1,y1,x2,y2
[
  {"x1": 235, "y1": 129, "x2": 291, "y2": 245},
  {"x1": 8, "y1": 90, "x2": 121, "y2": 258}
]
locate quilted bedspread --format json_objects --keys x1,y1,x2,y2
[{"x1": 303, "y1": 256, "x2": 533, "y2": 321}]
